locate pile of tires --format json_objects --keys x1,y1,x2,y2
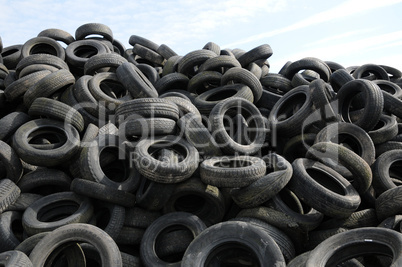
[{"x1": 1, "y1": 23, "x2": 402, "y2": 266}]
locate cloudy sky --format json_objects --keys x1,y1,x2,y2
[{"x1": 1, "y1": 0, "x2": 401, "y2": 72}]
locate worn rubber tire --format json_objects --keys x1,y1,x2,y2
[
  {"x1": 288, "y1": 158, "x2": 360, "y2": 218},
  {"x1": 22, "y1": 191, "x2": 93, "y2": 236},
  {"x1": 230, "y1": 153, "x2": 292, "y2": 208},
  {"x1": 209, "y1": 97, "x2": 266, "y2": 155},
  {"x1": 140, "y1": 212, "x2": 206, "y2": 267},
  {"x1": 163, "y1": 177, "x2": 226, "y2": 226},
  {"x1": 306, "y1": 227, "x2": 402, "y2": 266},
  {"x1": 306, "y1": 142, "x2": 373, "y2": 194},
  {"x1": 221, "y1": 67, "x2": 263, "y2": 102},
  {"x1": 23, "y1": 69, "x2": 75, "y2": 108},
  {"x1": 12, "y1": 118, "x2": 80, "y2": 167},
  {"x1": 0, "y1": 141, "x2": 23, "y2": 183},
  {"x1": 0, "y1": 250, "x2": 33, "y2": 266},
  {"x1": 337, "y1": 79, "x2": 384, "y2": 131},
  {"x1": 200, "y1": 155, "x2": 266, "y2": 188},
  {"x1": 28, "y1": 97, "x2": 85, "y2": 132},
  {"x1": 84, "y1": 52, "x2": 127, "y2": 75},
  {"x1": 182, "y1": 221, "x2": 286, "y2": 267},
  {"x1": 133, "y1": 135, "x2": 199, "y2": 183},
  {"x1": 29, "y1": 223, "x2": 122, "y2": 266},
  {"x1": 20, "y1": 36, "x2": 65, "y2": 60}
]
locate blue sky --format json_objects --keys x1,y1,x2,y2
[{"x1": 1, "y1": 0, "x2": 402, "y2": 73}]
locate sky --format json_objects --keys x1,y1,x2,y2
[{"x1": 1, "y1": 0, "x2": 402, "y2": 73}]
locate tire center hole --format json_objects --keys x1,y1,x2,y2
[
  {"x1": 307, "y1": 167, "x2": 346, "y2": 195},
  {"x1": 205, "y1": 241, "x2": 261, "y2": 267}
]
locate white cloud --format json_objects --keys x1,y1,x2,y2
[
  {"x1": 269, "y1": 30, "x2": 402, "y2": 70},
  {"x1": 223, "y1": 0, "x2": 402, "y2": 47}
]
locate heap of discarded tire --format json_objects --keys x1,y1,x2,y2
[{"x1": 1, "y1": 22, "x2": 402, "y2": 266}]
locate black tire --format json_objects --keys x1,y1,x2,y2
[
  {"x1": 209, "y1": 97, "x2": 267, "y2": 155},
  {"x1": 197, "y1": 55, "x2": 241, "y2": 72},
  {"x1": 116, "y1": 62, "x2": 159, "y2": 98},
  {"x1": 237, "y1": 44, "x2": 273, "y2": 68},
  {"x1": 267, "y1": 188, "x2": 324, "y2": 232},
  {"x1": 288, "y1": 158, "x2": 361, "y2": 218},
  {"x1": 140, "y1": 212, "x2": 207, "y2": 267},
  {"x1": 28, "y1": 97, "x2": 85, "y2": 132},
  {"x1": 194, "y1": 84, "x2": 254, "y2": 115},
  {"x1": 12, "y1": 118, "x2": 80, "y2": 167},
  {"x1": 72, "y1": 75, "x2": 99, "y2": 117},
  {"x1": 123, "y1": 117, "x2": 177, "y2": 137},
  {"x1": 376, "y1": 184, "x2": 402, "y2": 221},
  {"x1": 352, "y1": 64, "x2": 390, "y2": 80},
  {"x1": 260, "y1": 73, "x2": 292, "y2": 93},
  {"x1": 84, "y1": 53, "x2": 127, "y2": 75},
  {"x1": 133, "y1": 135, "x2": 199, "y2": 183},
  {"x1": 221, "y1": 67, "x2": 263, "y2": 102},
  {"x1": 306, "y1": 227, "x2": 402, "y2": 266},
  {"x1": 202, "y1": 41, "x2": 220, "y2": 55},
  {"x1": 20, "y1": 36, "x2": 65, "y2": 60},
  {"x1": 115, "y1": 226, "x2": 145, "y2": 246},
  {"x1": 88, "y1": 71, "x2": 131, "y2": 109},
  {"x1": 75, "y1": 23, "x2": 113, "y2": 42},
  {"x1": 4, "y1": 70, "x2": 51, "y2": 102},
  {"x1": 287, "y1": 251, "x2": 310, "y2": 267},
  {"x1": 315, "y1": 122, "x2": 375, "y2": 166},
  {"x1": 383, "y1": 91, "x2": 402, "y2": 119},
  {"x1": 15, "y1": 54, "x2": 68, "y2": 78},
  {"x1": 14, "y1": 232, "x2": 49, "y2": 256},
  {"x1": 23, "y1": 69, "x2": 75, "y2": 108},
  {"x1": 372, "y1": 149, "x2": 402, "y2": 194},
  {"x1": 182, "y1": 221, "x2": 286, "y2": 267},
  {"x1": 368, "y1": 114, "x2": 398, "y2": 144},
  {"x1": 374, "y1": 79, "x2": 402, "y2": 99},
  {"x1": 178, "y1": 49, "x2": 217, "y2": 76},
  {"x1": 133, "y1": 43, "x2": 165, "y2": 65},
  {"x1": 91, "y1": 201, "x2": 125, "y2": 240},
  {"x1": 124, "y1": 207, "x2": 161, "y2": 228},
  {"x1": 29, "y1": 223, "x2": 122, "y2": 266},
  {"x1": 135, "y1": 175, "x2": 176, "y2": 211},
  {"x1": 337, "y1": 79, "x2": 384, "y2": 131},
  {"x1": 162, "y1": 96, "x2": 201, "y2": 118},
  {"x1": 230, "y1": 153, "x2": 292, "y2": 208},
  {"x1": 200, "y1": 155, "x2": 266, "y2": 188},
  {"x1": 38, "y1": 28, "x2": 75, "y2": 45},
  {"x1": 17, "y1": 168, "x2": 72, "y2": 195},
  {"x1": 154, "y1": 73, "x2": 189, "y2": 94},
  {"x1": 163, "y1": 177, "x2": 226, "y2": 226},
  {"x1": 269, "y1": 85, "x2": 314, "y2": 137},
  {"x1": 0, "y1": 211, "x2": 22, "y2": 252},
  {"x1": 282, "y1": 133, "x2": 316, "y2": 162},
  {"x1": 232, "y1": 217, "x2": 295, "y2": 263},
  {"x1": 65, "y1": 39, "x2": 109, "y2": 69},
  {"x1": 309, "y1": 79, "x2": 337, "y2": 122},
  {"x1": 18, "y1": 63, "x2": 58, "y2": 78},
  {"x1": 22, "y1": 191, "x2": 93, "y2": 236},
  {"x1": 157, "y1": 44, "x2": 177, "y2": 60},
  {"x1": 78, "y1": 134, "x2": 140, "y2": 192},
  {"x1": 284, "y1": 57, "x2": 331, "y2": 82},
  {"x1": 0, "y1": 250, "x2": 33, "y2": 266},
  {"x1": 177, "y1": 113, "x2": 223, "y2": 158},
  {"x1": 187, "y1": 70, "x2": 222, "y2": 95},
  {"x1": 0, "y1": 140, "x2": 23, "y2": 183},
  {"x1": 306, "y1": 142, "x2": 373, "y2": 194},
  {"x1": 0, "y1": 179, "x2": 20, "y2": 214},
  {"x1": 375, "y1": 140, "x2": 402, "y2": 158},
  {"x1": 1, "y1": 44, "x2": 23, "y2": 70},
  {"x1": 317, "y1": 208, "x2": 378, "y2": 230},
  {"x1": 129, "y1": 35, "x2": 159, "y2": 51},
  {"x1": 4, "y1": 193, "x2": 42, "y2": 212}
]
